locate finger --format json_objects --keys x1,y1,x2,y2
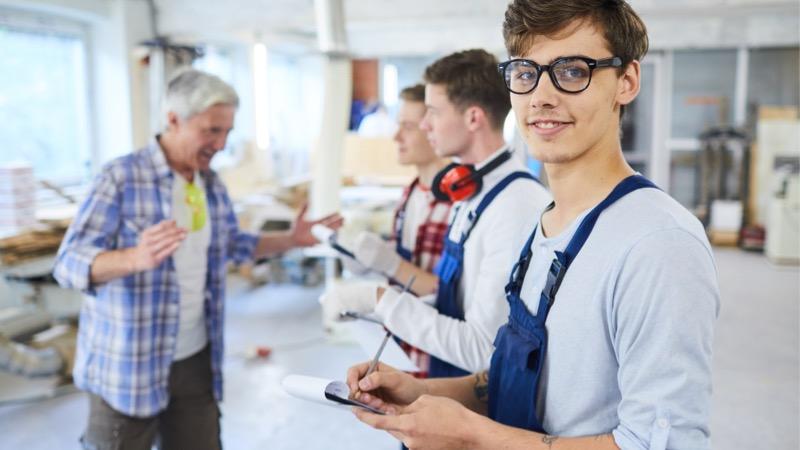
[
  {"x1": 152, "y1": 241, "x2": 182, "y2": 262},
  {"x1": 295, "y1": 203, "x2": 309, "y2": 222},
  {"x1": 358, "y1": 393, "x2": 398, "y2": 414},
  {"x1": 143, "y1": 224, "x2": 185, "y2": 243},
  {"x1": 144, "y1": 219, "x2": 177, "y2": 235},
  {"x1": 352, "y1": 407, "x2": 412, "y2": 432},
  {"x1": 358, "y1": 365, "x2": 401, "y2": 392},
  {"x1": 358, "y1": 392, "x2": 384, "y2": 408},
  {"x1": 318, "y1": 213, "x2": 343, "y2": 226},
  {"x1": 146, "y1": 230, "x2": 186, "y2": 255},
  {"x1": 347, "y1": 362, "x2": 373, "y2": 393},
  {"x1": 352, "y1": 407, "x2": 393, "y2": 430},
  {"x1": 321, "y1": 216, "x2": 344, "y2": 230},
  {"x1": 387, "y1": 431, "x2": 408, "y2": 445},
  {"x1": 147, "y1": 234, "x2": 184, "y2": 260}
]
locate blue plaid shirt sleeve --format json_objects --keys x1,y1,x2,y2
[{"x1": 54, "y1": 167, "x2": 122, "y2": 295}]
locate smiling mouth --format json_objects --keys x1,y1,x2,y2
[{"x1": 530, "y1": 120, "x2": 569, "y2": 129}]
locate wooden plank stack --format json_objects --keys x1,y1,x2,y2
[{"x1": 0, "y1": 228, "x2": 67, "y2": 266}]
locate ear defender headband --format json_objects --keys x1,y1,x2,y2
[{"x1": 431, "y1": 150, "x2": 512, "y2": 202}]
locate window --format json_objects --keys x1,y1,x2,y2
[
  {"x1": 265, "y1": 52, "x2": 324, "y2": 177},
  {"x1": 747, "y1": 47, "x2": 800, "y2": 114},
  {"x1": 668, "y1": 49, "x2": 738, "y2": 207},
  {"x1": 0, "y1": 8, "x2": 91, "y2": 183},
  {"x1": 671, "y1": 49, "x2": 738, "y2": 139}
]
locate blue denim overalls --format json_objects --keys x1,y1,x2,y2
[
  {"x1": 488, "y1": 175, "x2": 657, "y2": 431},
  {"x1": 429, "y1": 171, "x2": 538, "y2": 377}
]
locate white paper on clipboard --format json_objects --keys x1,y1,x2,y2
[
  {"x1": 341, "y1": 320, "x2": 420, "y2": 373},
  {"x1": 281, "y1": 375, "x2": 385, "y2": 415}
]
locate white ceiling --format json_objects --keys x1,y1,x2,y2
[{"x1": 153, "y1": 0, "x2": 800, "y2": 56}]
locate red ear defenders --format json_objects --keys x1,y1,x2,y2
[{"x1": 431, "y1": 150, "x2": 512, "y2": 202}]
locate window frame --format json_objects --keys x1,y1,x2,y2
[{"x1": 0, "y1": 5, "x2": 94, "y2": 187}]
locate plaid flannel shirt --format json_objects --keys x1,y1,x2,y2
[
  {"x1": 391, "y1": 178, "x2": 452, "y2": 378},
  {"x1": 53, "y1": 139, "x2": 258, "y2": 417}
]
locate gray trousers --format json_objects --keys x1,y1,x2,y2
[{"x1": 81, "y1": 346, "x2": 221, "y2": 450}]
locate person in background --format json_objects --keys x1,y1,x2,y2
[
  {"x1": 347, "y1": 1, "x2": 719, "y2": 449},
  {"x1": 322, "y1": 49, "x2": 551, "y2": 380},
  {"x1": 337, "y1": 83, "x2": 452, "y2": 378},
  {"x1": 54, "y1": 68, "x2": 342, "y2": 450},
  {"x1": 358, "y1": 102, "x2": 397, "y2": 137}
]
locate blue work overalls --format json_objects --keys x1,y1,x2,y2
[
  {"x1": 393, "y1": 179, "x2": 416, "y2": 263},
  {"x1": 488, "y1": 175, "x2": 657, "y2": 432},
  {"x1": 429, "y1": 171, "x2": 537, "y2": 378}
]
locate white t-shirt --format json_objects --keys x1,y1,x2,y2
[
  {"x1": 171, "y1": 172, "x2": 211, "y2": 361},
  {"x1": 399, "y1": 184, "x2": 431, "y2": 252},
  {"x1": 376, "y1": 147, "x2": 552, "y2": 372},
  {"x1": 518, "y1": 187, "x2": 719, "y2": 449}
]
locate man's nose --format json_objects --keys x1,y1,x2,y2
[{"x1": 527, "y1": 71, "x2": 560, "y2": 110}]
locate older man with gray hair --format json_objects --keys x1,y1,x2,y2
[{"x1": 54, "y1": 69, "x2": 341, "y2": 449}]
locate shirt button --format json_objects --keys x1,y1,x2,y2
[{"x1": 657, "y1": 418, "x2": 669, "y2": 429}]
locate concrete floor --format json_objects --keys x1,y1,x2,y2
[{"x1": 0, "y1": 247, "x2": 797, "y2": 449}]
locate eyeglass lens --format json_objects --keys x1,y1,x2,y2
[{"x1": 505, "y1": 58, "x2": 593, "y2": 93}]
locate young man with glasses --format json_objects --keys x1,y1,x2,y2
[
  {"x1": 346, "y1": 1, "x2": 719, "y2": 449},
  {"x1": 54, "y1": 69, "x2": 341, "y2": 450}
]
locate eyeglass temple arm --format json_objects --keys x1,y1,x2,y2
[{"x1": 596, "y1": 57, "x2": 623, "y2": 68}]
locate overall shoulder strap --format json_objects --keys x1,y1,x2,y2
[{"x1": 461, "y1": 171, "x2": 537, "y2": 243}]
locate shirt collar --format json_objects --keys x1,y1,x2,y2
[
  {"x1": 146, "y1": 135, "x2": 173, "y2": 181},
  {"x1": 474, "y1": 145, "x2": 511, "y2": 170},
  {"x1": 147, "y1": 135, "x2": 215, "y2": 185}
]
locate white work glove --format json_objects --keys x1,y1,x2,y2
[
  {"x1": 340, "y1": 254, "x2": 370, "y2": 276},
  {"x1": 353, "y1": 231, "x2": 402, "y2": 276},
  {"x1": 318, "y1": 281, "x2": 380, "y2": 326}
]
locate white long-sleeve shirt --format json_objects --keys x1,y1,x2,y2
[{"x1": 374, "y1": 147, "x2": 551, "y2": 373}]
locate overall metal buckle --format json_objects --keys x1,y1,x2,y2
[{"x1": 543, "y1": 255, "x2": 567, "y2": 307}]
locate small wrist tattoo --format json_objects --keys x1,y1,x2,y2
[
  {"x1": 542, "y1": 435, "x2": 559, "y2": 448},
  {"x1": 473, "y1": 371, "x2": 490, "y2": 403}
]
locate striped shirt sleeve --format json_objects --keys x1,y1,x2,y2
[{"x1": 53, "y1": 167, "x2": 121, "y2": 295}]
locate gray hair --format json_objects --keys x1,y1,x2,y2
[{"x1": 164, "y1": 68, "x2": 239, "y2": 120}]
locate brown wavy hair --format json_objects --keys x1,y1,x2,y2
[
  {"x1": 399, "y1": 84, "x2": 426, "y2": 103},
  {"x1": 423, "y1": 49, "x2": 511, "y2": 131},
  {"x1": 503, "y1": 0, "x2": 649, "y2": 69}
]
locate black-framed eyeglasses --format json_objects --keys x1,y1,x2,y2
[{"x1": 497, "y1": 56, "x2": 622, "y2": 94}]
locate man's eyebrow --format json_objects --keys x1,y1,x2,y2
[
  {"x1": 551, "y1": 54, "x2": 593, "y2": 62},
  {"x1": 516, "y1": 54, "x2": 594, "y2": 64}
]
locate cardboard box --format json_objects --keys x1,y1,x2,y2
[
  {"x1": 709, "y1": 230, "x2": 739, "y2": 246},
  {"x1": 342, "y1": 134, "x2": 415, "y2": 184}
]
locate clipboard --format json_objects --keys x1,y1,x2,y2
[{"x1": 282, "y1": 375, "x2": 386, "y2": 415}]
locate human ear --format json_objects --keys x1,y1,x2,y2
[
  {"x1": 166, "y1": 111, "x2": 180, "y2": 131},
  {"x1": 617, "y1": 60, "x2": 641, "y2": 107},
  {"x1": 464, "y1": 106, "x2": 485, "y2": 132}
]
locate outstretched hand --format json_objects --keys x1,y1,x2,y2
[{"x1": 290, "y1": 204, "x2": 344, "y2": 247}]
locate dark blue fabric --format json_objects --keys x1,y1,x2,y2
[
  {"x1": 395, "y1": 242, "x2": 413, "y2": 262},
  {"x1": 488, "y1": 175, "x2": 657, "y2": 432},
  {"x1": 429, "y1": 171, "x2": 537, "y2": 378},
  {"x1": 394, "y1": 179, "x2": 416, "y2": 262}
]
